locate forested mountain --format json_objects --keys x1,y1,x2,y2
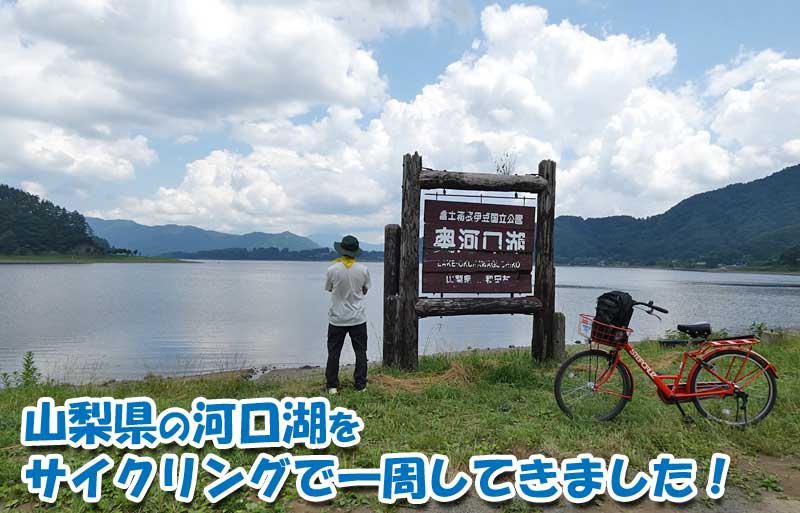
[
  {"x1": 0, "y1": 185, "x2": 108, "y2": 255},
  {"x1": 87, "y1": 217, "x2": 321, "y2": 256},
  {"x1": 556, "y1": 164, "x2": 800, "y2": 267}
]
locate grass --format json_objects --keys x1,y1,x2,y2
[
  {"x1": 0, "y1": 337, "x2": 798, "y2": 511},
  {"x1": 0, "y1": 255, "x2": 187, "y2": 264},
  {"x1": 725, "y1": 264, "x2": 800, "y2": 275}
]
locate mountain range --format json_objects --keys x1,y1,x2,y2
[
  {"x1": 554, "y1": 163, "x2": 800, "y2": 266},
  {"x1": 78, "y1": 163, "x2": 800, "y2": 266},
  {"x1": 86, "y1": 217, "x2": 321, "y2": 256}
]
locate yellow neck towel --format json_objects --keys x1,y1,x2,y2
[{"x1": 333, "y1": 256, "x2": 356, "y2": 268}]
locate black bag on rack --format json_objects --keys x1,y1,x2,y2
[
  {"x1": 594, "y1": 291, "x2": 635, "y2": 327},
  {"x1": 591, "y1": 291, "x2": 635, "y2": 346}
]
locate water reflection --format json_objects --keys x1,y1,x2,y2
[{"x1": 0, "y1": 262, "x2": 797, "y2": 381}]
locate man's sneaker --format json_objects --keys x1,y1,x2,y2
[
  {"x1": 355, "y1": 385, "x2": 367, "y2": 392},
  {"x1": 327, "y1": 387, "x2": 338, "y2": 395}
]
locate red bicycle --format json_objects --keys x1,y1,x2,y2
[{"x1": 554, "y1": 300, "x2": 778, "y2": 426}]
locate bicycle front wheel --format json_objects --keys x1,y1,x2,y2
[
  {"x1": 554, "y1": 349, "x2": 632, "y2": 421},
  {"x1": 689, "y1": 349, "x2": 777, "y2": 426}
]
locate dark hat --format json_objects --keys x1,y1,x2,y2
[{"x1": 334, "y1": 235, "x2": 363, "y2": 257}]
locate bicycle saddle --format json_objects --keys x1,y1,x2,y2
[{"x1": 677, "y1": 322, "x2": 711, "y2": 339}]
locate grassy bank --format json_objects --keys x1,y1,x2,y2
[
  {"x1": 722, "y1": 264, "x2": 800, "y2": 275},
  {"x1": 0, "y1": 337, "x2": 798, "y2": 511},
  {"x1": 0, "y1": 255, "x2": 187, "y2": 264}
]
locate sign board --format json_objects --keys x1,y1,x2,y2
[{"x1": 422, "y1": 200, "x2": 535, "y2": 293}]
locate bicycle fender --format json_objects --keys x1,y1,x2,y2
[{"x1": 703, "y1": 348, "x2": 779, "y2": 379}]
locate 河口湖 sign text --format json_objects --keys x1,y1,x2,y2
[{"x1": 422, "y1": 200, "x2": 535, "y2": 293}]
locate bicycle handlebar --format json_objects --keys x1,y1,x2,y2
[{"x1": 633, "y1": 300, "x2": 669, "y2": 314}]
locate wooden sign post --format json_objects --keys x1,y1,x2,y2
[{"x1": 385, "y1": 153, "x2": 557, "y2": 370}]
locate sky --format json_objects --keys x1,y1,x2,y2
[{"x1": 1, "y1": 0, "x2": 799, "y2": 244}]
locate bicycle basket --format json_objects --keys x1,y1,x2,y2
[{"x1": 579, "y1": 314, "x2": 632, "y2": 348}]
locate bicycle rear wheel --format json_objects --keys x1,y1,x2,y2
[
  {"x1": 554, "y1": 349, "x2": 632, "y2": 421},
  {"x1": 689, "y1": 349, "x2": 776, "y2": 426}
]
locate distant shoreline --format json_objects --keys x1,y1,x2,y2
[
  {"x1": 2, "y1": 255, "x2": 797, "y2": 276},
  {"x1": 0, "y1": 255, "x2": 188, "y2": 264},
  {"x1": 180, "y1": 258, "x2": 800, "y2": 276},
  {"x1": 556, "y1": 262, "x2": 800, "y2": 276}
]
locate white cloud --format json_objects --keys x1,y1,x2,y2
[
  {"x1": 104, "y1": 3, "x2": 685, "y2": 232},
  {"x1": 23, "y1": 128, "x2": 156, "y2": 180},
  {"x1": 308, "y1": 0, "x2": 475, "y2": 39},
  {"x1": 709, "y1": 50, "x2": 800, "y2": 150},
  {"x1": 705, "y1": 49, "x2": 784, "y2": 96},
  {"x1": 0, "y1": 0, "x2": 467, "y2": 188},
  {"x1": 4, "y1": 2, "x2": 799, "y2": 237},
  {"x1": 2, "y1": 0, "x2": 419, "y2": 134},
  {"x1": 106, "y1": 107, "x2": 394, "y2": 236},
  {"x1": 20, "y1": 180, "x2": 46, "y2": 198},
  {"x1": 0, "y1": 120, "x2": 156, "y2": 179},
  {"x1": 784, "y1": 139, "x2": 800, "y2": 158},
  {"x1": 0, "y1": 4, "x2": 159, "y2": 181}
]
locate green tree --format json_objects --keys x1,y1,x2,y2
[{"x1": 0, "y1": 184, "x2": 111, "y2": 255}]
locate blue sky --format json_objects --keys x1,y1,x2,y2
[
  {"x1": 376, "y1": 0, "x2": 800, "y2": 101},
  {"x1": 1, "y1": 1, "x2": 798, "y2": 243}
]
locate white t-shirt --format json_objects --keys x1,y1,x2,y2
[{"x1": 325, "y1": 261, "x2": 371, "y2": 326}]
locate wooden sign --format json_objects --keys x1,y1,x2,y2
[{"x1": 422, "y1": 200, "x2": 535, "y2": 293}]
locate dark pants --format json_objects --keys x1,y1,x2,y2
[{"x1": 326, "y1": 322, "x2": 367, "y2": 389}]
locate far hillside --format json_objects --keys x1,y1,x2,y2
[
  {"x1": 0, "y1": 185, "x2": 109, "y2": 255},
  {"x1": 556, "y1": 164, "x2": 800, "y2": 268},
  {"x1": 87, "y1": 218, "x2": 321, "y2": 256},
  {"x1": 162, "y1": 246, "x2": 384, "y2": 262}
]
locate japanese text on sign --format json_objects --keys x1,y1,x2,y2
[
  {"x1": 422, "y1": 200, "x2": 535, "y2": 293},
  {"x1": 432, "y1": 226, "x2": 527, "y2": 252}
]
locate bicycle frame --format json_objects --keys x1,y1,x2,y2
[{"x1": 592, "y1": 337, "x2": 778, "y2": 402}]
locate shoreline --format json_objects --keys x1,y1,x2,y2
[
  {"x1": 0, "y1": 255, "x2": 189, "y2": 264},
  {"x1": 555, "y1": 262, "x2": 800, "y2": 276},
  {"x1": 50, "y1": 331, "x2": 800, "y2": 386},
  {"x1": 1, "y1": 256, "x2": 797, "y2": 275}
]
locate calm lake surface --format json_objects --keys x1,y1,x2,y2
[{"x1": 1, "y1": 261, "x2": 799, "y2": 381}]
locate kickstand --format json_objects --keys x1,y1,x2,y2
[
  {"x1": 676, "y1": 403, "x2": 694, "y2": 424},
  {"x1": 736, "y1": 391, "x2": 749, "y2": 425}
]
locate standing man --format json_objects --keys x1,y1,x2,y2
[{"x1": 324, "y1": 235, "x2": 371, "y2": 394}]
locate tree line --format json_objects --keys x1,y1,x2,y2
[{"x1": 0, "y1": 184, "x2": 116, "y2": 255}]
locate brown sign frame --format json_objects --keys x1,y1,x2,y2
[{"x1": 383, "y1": 153, "x2": 557, "y2": 370}]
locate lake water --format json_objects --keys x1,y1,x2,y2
[{"x1": 1, "y1": 261, "x2": 799, "y2": 382}]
